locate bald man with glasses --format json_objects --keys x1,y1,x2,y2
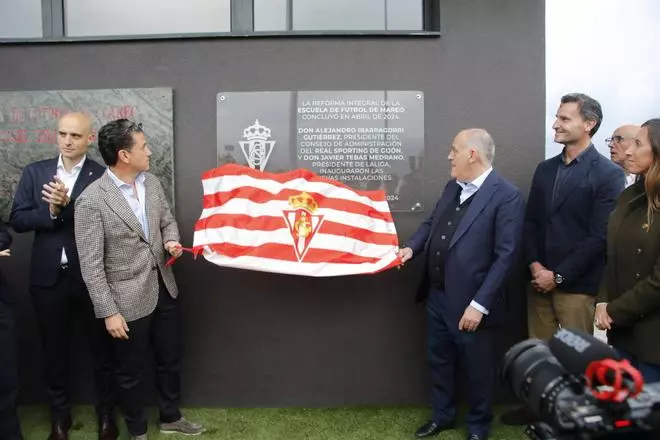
[{"x1": 607, "y1": 124, "x2": 640, "y2": 188}]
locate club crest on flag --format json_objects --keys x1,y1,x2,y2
[
  {"x1": 239, "y1": 119, "x2": 276, "y2": 171},
  {"x1": 282, "y1": 192, "x2": 324, "y2": 262},
  {"x1": 193, "y1": 164, "x2": 401, "y2": 276}
]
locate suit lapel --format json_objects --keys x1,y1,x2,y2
[
  {"x1": 145, "y1": 175, "x2": 159, "y2": 244},
  {"x1": 70, "y1": 159, "x2": 97, "y2": 199},
  {"x1": 551, "y1": 146, "x2": 597, "y2": 215},
  {"x1": 99, "y1": 172, "x2": 147, "y2": 242},
  {"x1": 449, "y1": 171, "x2": 500, "y2": 249},
  {"x1": 544, "y1": 156, "x2": 562, "y2": 215},
  {"x1": 611, "y1": 186, "x2": 646, "y2": 236},
  {"x1": 607, "y1": 185, "x2": 647, "y2": 263},
  {"x1": 49, "y1": 158, "x2": 59, "y2": 184}
]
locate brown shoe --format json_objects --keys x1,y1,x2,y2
[
  {"x1": 98, "y1": 413, "x2": 119, "y2": 440},
  {"x1": 47, "y1": 417, "x2": 71, "y2": 440}
]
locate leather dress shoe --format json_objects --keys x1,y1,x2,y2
[
  {"x1": 467, "y1": 434, "x2": 488, "y2": 440},
  {"x1": 48, "y1": 418, "x2": 71, "y2": 440},
  {"x1": 98, "y1": 414, "x2": 119, "y2": 440},
  {"x1": 415, "y1": 420, "x2": 455, "y2": 438}
]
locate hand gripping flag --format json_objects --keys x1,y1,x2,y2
[{"x1": 191, "y1": 164, "x2": 401, "y2": 276}]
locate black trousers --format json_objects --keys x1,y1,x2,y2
[
  {"x1": 114, "y1": 278, "x2": 182, "y2": 436},
  {"x1": 30, "y1": 267, "x2": 115, "y2": 422},
  {"x1": 0, "y1": 283, "x2": 21, "y2": 440},
  {"x1": 427, "y1": 287, "x2": 495, "y2": 438}
]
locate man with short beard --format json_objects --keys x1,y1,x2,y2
[{"x1": 524, "y1": 93, "x2": 625, "y2": 340}]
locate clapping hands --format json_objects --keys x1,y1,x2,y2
[{"x1": 42, "y1": 176, "x2": 70, "y2": 216}]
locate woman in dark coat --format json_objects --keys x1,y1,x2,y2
[{"x1": 595, "y1": 118, "x2": 660, "y2": 382}]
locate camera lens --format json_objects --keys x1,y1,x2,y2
[
  {"x1": 500, "y1": 339, "x2": 576, "y2": 422},
  {"x1": 502, "y1": 339, "x2": 660, "y2": 439}
]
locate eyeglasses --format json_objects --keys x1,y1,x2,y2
[{"x1": 605, "y1": 135, "x2": 629, "y2": 144}]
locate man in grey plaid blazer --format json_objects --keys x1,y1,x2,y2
[{"x1": 75, "y1": 119, "x2": 203, "y2": 440}]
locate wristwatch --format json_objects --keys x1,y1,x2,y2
[{"x1": 553, "y1": 272, "x2": 564, "y2": 285}]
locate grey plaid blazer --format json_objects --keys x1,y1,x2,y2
[{"x1": 75, "y1": 171, "x2": 179, "y2": 322}]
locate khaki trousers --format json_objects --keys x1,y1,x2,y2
[{"x1": 527, "y1": 285, "x2": 595, "y2": 341}]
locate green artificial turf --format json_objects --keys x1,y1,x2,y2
[{"x1": 18, "y1": 405, "x2": 528, "y2": 440}]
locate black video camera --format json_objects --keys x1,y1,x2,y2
[{"x1": 500, "y1": 328, "x2": 660, "y2": 440}]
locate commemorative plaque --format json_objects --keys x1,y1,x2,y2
[{"x1": 217, "y1": 91, "x2": 424, "y2": 212}]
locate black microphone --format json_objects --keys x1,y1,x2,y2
[
  {"x1": 500, "y1": 329, "x2": 633, "y2": 425},
  {"x1": 548, "y1": 328, "x2": 621, "y2": 377},
  {"x1": 548, "y1": 327, "x2": 645, "y2": 397}
]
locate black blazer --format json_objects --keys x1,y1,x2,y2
[
  {"x1": 9, "y1": 157, "x2": 105, "y2": 287},
  {"x1": 523, "y1": 145, "x2": 625, "y2": 294},
  {"x1": 0, "y1": 221, "x2": 11, "y2": 292}
]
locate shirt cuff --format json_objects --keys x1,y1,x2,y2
[{"x1": 470, "y1": 300, "x2": 489, "y2": 315}]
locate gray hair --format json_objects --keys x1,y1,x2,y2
[
  {"x1": 560, "y1": 93, "x2": 603, "y2": 137},
  {"x1": 464, "y1": 128, "x2": 495, "y2": 164}
]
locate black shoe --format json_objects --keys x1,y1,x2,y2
[
  {"x1": 467, "y1": 434, "x2": 488, "y2": 440},
  {"x1": 48, "y1": 417, "x2": 72, "y2": 440},
  {"x1": 98, "y1": 413, "x2": 119, "y2": 440},
  {"x1": 499, "y1": 406, "x2": 537, "y2": 426},
  {"x1": 415, "y1": 420, "x2": 455, "y2": 438}
]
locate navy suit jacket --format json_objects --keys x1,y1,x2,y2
[
  {"x1": 406, "y1": 170, "x2": 525, "y2": 327},
  {"x1": 523, "y1": 145, "x2": 625, "y2": 294},
  {"x1": 9, "y1": 157, "x2": 105, "y2": 287}
]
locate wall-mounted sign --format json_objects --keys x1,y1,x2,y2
[
  {"x1": 0, "y1": 87, "x2": 174, "y2": 220},
  {"x1": 217, "y1": 91, "x2": 424, "y2": 212}
]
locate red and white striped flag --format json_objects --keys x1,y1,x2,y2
[{"x1": 192, "y1": 164, "x2": 401, "y2": 276}]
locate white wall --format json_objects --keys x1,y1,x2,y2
[
  {"x1": 254, "y1": 0, "x2": 421, "y2": 31},
  {"x1": 0, "y1": 0, "x2": 42, "y2": 38},
  {"x1": 545, "y1": 0, "x2": 660, "y2": 158},
  {"x1": 64, "y1": 0, "x2": 231, "y2": 37}
]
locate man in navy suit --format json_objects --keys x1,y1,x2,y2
[
  {"x1": 399, "y1": 129, "x2": 524, "y2": 440},
  {"x1": 9, "y1": 113, "x2": 117, "y2": 440},
  {"x1": 0, "y1": 221, "x2": 22, "y2": 440},
  {"x1": 524, "y1": 93, "x2": 625, "y2": 340}
]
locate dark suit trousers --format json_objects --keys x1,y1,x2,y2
[
  {"x1": 427, "y1": 287, "x2": 495, "y2": 437},
  {"x1": 113, "y1": 276, "x2": 182, "y2": 436},
  {"x1": 30, "y1": 267, "x2": 115, "y2": 421},
  {"x1": 0, "y1": 285, "x2": 22, "y2": 440}
]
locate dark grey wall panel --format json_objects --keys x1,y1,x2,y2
[{"x1": 0, "y1": 0, "x2": 545, "y2": 407}]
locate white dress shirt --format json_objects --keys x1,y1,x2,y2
[
  {"x1": 625, "y1": 173, "x2": 637, "y2": 188},
  {"x1": 456, "y1": 166, "x2": 493, "y2": 315},
  {"x1": 56, "y1": 155, "x2": 86, "y2": 264},
  {"x1": 456, "y1": 167, "x2": 493, "y2": 204},
  {"x1": 107, "y1": 169, "x2": 149, "y2": 239}
]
